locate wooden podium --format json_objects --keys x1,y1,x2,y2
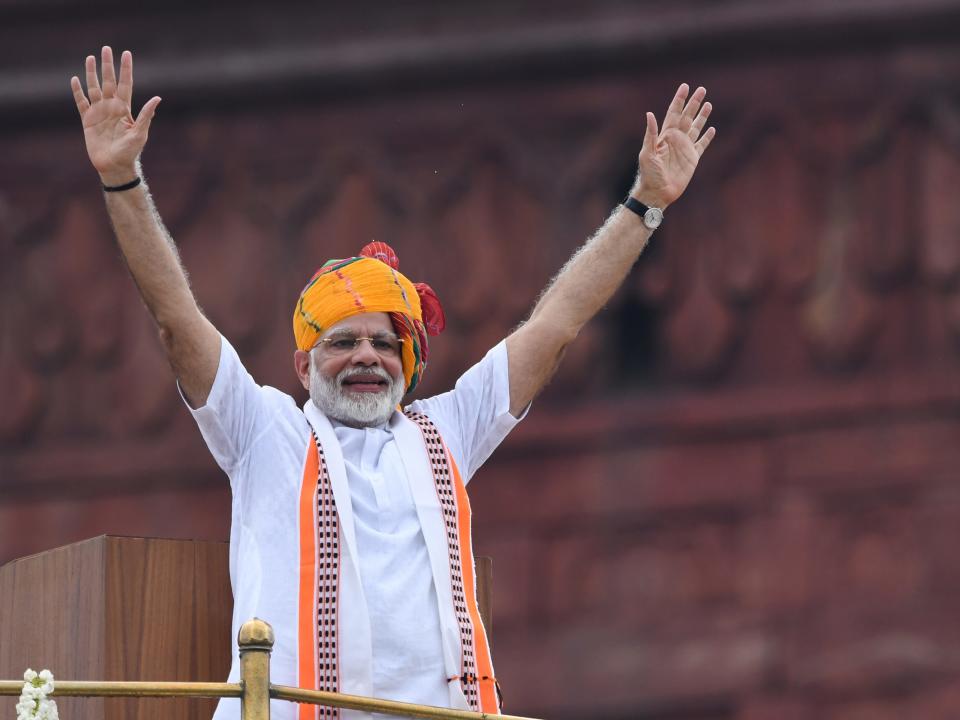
[{"x1": 0, "y1": 536, "x2": 232, "y2": 720}]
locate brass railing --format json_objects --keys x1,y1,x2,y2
[{"x1": 0, "y1": 618, "x2": 541, "y2": 720}]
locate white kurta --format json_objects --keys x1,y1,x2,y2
[
  {"x1": 333, "y1": 421, "x2": 447, "y2": 707},
  {"x1": 186, "y1": 335, "x2": 521, "y2": 720}
]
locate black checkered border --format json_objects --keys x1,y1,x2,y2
[
  {"x1": 404, "y1": 411, "x2": 481, "y2": 711},
  {"x1": 312, "y1": 434, "x2": 341, "y2": 719}
]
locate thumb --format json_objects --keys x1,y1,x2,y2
[{"x1": 135, "y1": 96, "x2": 162, "y2": 132}]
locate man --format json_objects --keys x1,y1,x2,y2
[{"x1": 71, "y1": 46, "x2": 715, "y2": 720}]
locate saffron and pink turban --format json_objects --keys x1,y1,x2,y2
[{"x1": 292, "y1": 242, "x2": 445, "y2": 394}]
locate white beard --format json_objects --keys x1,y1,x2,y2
[{"x1": 309, "y1": 354, "x2": 406, "y2": 428}]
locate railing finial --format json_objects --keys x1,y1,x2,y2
[
  {"x1": 239, "y1": 618, "x2": 274, "y2": 720},
  {"x1": 239, "y1": 618, "x2": 275, "y2": 651}
]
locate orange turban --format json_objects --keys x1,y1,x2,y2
[{"x1": 293, "y1": 242, "x2": 445, "y2": 394}]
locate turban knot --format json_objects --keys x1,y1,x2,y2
[{"x1": 293, "y1": 241, "x2": 445, "y2": 394}]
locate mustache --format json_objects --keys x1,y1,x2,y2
[{"x1": 337, "y1": 366, "x2": 396, "y2": 384}]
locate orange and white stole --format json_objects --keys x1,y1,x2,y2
[{"x1": 296, "y1": 412, "x2": 499, "y2": 719}]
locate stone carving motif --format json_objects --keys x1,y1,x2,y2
[
  {"x1": 851, "y1": 113, "x2": 915, "y2": 288},
  {"x1": 709, "y1": 119, "x2": 784, "y2": 303},
  {"x1": 102, "y1": 308, "x2": 181, "y2": 437},
  {"x1": 921, "y1": 101, "x2": 960, "y2": 355},
  {"x1": 0, "y1": 195, "x2": 44, "y2": 443},
  {"x1": 58, "y1": 200, "x2": 126, "y2": 365},
  {"x1": 663, "y1": 251, "x2": 741, "y2": 382},
  {"x1": 179, "y1": 190, "x2": 278, "y2": 352},
  {"x1": 921, "y1": 134, "x2": 960, "y2": 289},
  {"x1": 799, "y1": 216, "x2": 883, "y2": 373}
]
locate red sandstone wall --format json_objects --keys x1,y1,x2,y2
[{"x1": 4, "y1": 2, "x2": 960, "y2": 718}]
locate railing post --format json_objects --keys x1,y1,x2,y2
[{"x1": 239, "y1": 618, "x2": 275, "y2": 720}]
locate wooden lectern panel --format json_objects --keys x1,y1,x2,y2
[
  {"x1": 0, "y1": 536, "x2": 108, "y2": 720},
  {"x1": 0, "y1": 536, "x2": 232, "y2": 720},
  {"x1": 102, "y1": 537, "x2": 232, "y2": 720}
]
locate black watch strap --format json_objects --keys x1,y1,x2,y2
[{"x1": 622, "y1": 196, "x2": 650, "y2": 217}]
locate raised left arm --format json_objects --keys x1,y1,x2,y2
[{"x1": 505, "y1": 83, "x2": 716, "y2": 416}]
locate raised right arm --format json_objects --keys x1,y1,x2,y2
[{"x1": 72, "y1": 46, "x2": 219, "y2": 406}]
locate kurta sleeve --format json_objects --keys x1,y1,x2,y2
[
  {"x1": 180, "y1": 333, "x2": 280, "y2": 478},
  {"x1": 406, "y1": 339, "x2": 526, "y2": 484}
]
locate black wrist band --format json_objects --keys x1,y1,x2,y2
[{"x1": 103, "y1": 176, "x2": 142, "y2": 193}]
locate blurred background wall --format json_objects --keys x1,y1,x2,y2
[{"x1": 4, "y1": 1, "x2": 960, "y2": 718}]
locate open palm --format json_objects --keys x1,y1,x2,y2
[
  {"x1": 70, "y1": 47, "x2": 161, "y2": 185},
  {"x1": 633, "y1": 84, "x2": 715, "y2": 209}
]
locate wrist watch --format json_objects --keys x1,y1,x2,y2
[{"x1": 623, "y1": 196, "x2": 664, "y2": 231}]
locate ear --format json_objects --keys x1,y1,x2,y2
[{"x1": 294, "y1": 349, "x2": 312, "y2": 391}]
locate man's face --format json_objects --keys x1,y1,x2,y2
[{"x1": 305, "y1": 312, "x2": 406, "y2": 428}]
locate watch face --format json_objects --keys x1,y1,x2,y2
[{"x1": 644, "y1": 207, "x2": 664, "y2": 230}]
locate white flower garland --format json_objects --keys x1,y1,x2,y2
[{"x1": 16, "y1": 670, "x2": 59, "y2": 720}]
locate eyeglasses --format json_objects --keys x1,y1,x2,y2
[{"x1": 314, "y1": 333, "x2": 404, "y2": 358}]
